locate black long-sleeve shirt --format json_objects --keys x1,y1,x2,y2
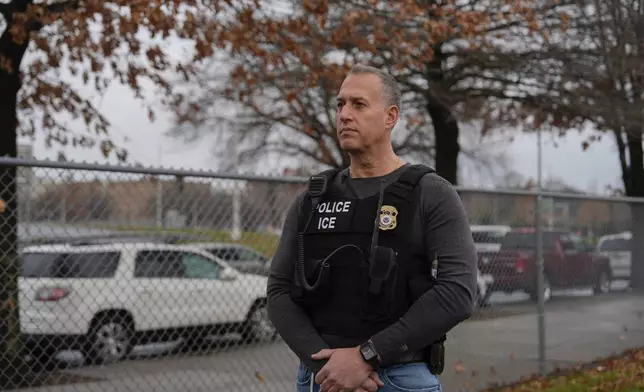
[{"x1": 266, "y1": 164, "x2": 478, "y2": 372}]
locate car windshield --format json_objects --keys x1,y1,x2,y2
[
  {"x1": 599, "y1": 238, "x2": 631, "y2": 252},
  {"x1": 207, "y1": 247, "x2": 268, "y2": 264}
]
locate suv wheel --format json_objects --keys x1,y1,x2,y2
[
  {"x1": 241, "y1": 302, "x2": 278, "y2": 343},
  {"x1": 83, "y1": 314, "x2": 134, "y2": 365}
]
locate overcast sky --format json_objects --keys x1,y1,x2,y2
[{"x1": 17, "y1": 76, "x2": 623, "y2": 195}]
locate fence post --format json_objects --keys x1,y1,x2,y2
[
  {"x1": 232, "y1": 189, "x2": 241, "y2": 240},
  {"x1": 535, "y1": 126, "x2": 547, "y2": 376}
]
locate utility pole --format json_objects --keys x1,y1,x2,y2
[
  {"x1": 535, "y1": 126, "x2": 546, "y2": 376},
  {"x1": 231, "y1": 133, "x2": 241, "y2": 240}
]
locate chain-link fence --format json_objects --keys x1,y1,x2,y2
[
  {"x1": 454, "y1": 188, "x2": 644, "y2": 391},
  {"x1": 0, "y1": 157, "x2": 642, "y2": 392}
]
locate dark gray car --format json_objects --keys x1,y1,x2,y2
[{"x1": 189, "y1": 242, "x2": 271, "y2": 276}]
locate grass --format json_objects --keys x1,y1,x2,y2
[
  {"x1": 486, "y1": 347, "x2": 644, "y2": 392},
  {"x1": 103, "y1": 224, "x2": 282, "y2": 258}
]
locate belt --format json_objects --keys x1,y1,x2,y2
[
  {"x1": 384, "y1": 349, "x2": 425, "y2": 367},
  {"x1": 317, "y1": 334, "x2": 427, "y2": 367}
]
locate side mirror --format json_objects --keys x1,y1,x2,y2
[{"x1": 220, "y1": 267, "x2": 238, "y2": 281}]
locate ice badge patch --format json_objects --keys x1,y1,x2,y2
[{"x1": 379, "y1": 205, "x2": 398, "y2": 230}]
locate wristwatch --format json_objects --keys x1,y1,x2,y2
[{"x1": 359, "y1": 340, "x2": 381, "y2": 369}]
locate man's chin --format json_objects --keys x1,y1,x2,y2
[{"x1": 339, "y1": 142, "x2": 363, "y2": 153}]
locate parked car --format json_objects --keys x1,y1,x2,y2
[
  {"x1": 596, "y1": 231, "x2": 632, "y2": 281},
  {"x1": 186, "y1": 242, "x2": 272, "y2": 276},
  {"x1": 479, "y1": 228, "x2": 612, "y2": 302},
  {"x1": 471, "y1": 225, "x2": 512, "y2": 254},
  {"x1": 19, "y1": 241, "x2": 277, "y2": 368},
  {"x1": 470, "y1": 225, "x2": 511, "y2": 307}
]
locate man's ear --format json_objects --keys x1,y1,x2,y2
[{"x1": 385, "y1": 105, "x2": 400, "y2": 131}]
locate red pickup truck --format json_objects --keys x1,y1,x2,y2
[{"x1": 478, "y1": 228, "x2": 612, "y2": 302}]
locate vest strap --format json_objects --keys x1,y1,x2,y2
[
  {"x1": 388, "y1": 164, "x2": 435, "y2": 200},
  {"x1": 298, "y1": 165, "x2": 435, "y2": 230}
]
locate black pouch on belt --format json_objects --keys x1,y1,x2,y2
[{"x1": 422, "y1": 339, "x2": 445, "y2": 375}]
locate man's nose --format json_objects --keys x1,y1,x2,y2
[{"x1": 338, "y1": 105, "x2": 352, "y2": 122}]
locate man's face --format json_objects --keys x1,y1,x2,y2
[{"x1": 335, "y1": 73, "x2": 397, "y2": 153}]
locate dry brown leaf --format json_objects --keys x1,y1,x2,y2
[{"x1": 3, "y1": 0, "x2": 236, "y2": 162}]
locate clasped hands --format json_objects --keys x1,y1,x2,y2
[{"x1": 311, "y1": 347, "x2": 384, "y2": 392}]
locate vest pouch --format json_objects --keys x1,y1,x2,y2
[
  {"x1": 360, "y1": 246, "x2": 400, "y2": 324},
  {"x1": 306, "y1": 244, "x2": 369, "y2": 337}
]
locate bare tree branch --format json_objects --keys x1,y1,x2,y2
[{"x1": 170, "y1": 0, "x2": 573, "y2": 183}]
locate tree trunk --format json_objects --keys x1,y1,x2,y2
[
  {"x1": 0, "y1": 60, "x2": 27, "y2": 392},
  {"x1": 0, "y1": 7, "x2": 33, "y2": 388},
  {"x1": 426, "y1": 102, "x2": 460, "y2": 185},
  {"x1": 624, "y1": 129, "x2": 644, "y2": 290}
]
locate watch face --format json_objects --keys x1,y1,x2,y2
[{"x1": 361, "y1": 346, "x2": 375, "y2": 359}]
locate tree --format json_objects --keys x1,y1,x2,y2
[
  {"x1": 523, "y1": 0, "x2": 644, "y2": 287},
  {"x1": 31, "y1": 180, "x2": 112, "y2": 221},
  {"x1": 149, "y1": 178, "x2": 232, "y2": 228},
  {"x1": 0, "y1": 0, "x2": 227, "y2": 386},
  {"x1": 171, "y1": 0, "x2": 571, "y2": 184},
  {"x1": 557, "y1": 0, "x2": 643, "y2": 198}
]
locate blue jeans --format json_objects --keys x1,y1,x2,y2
[{"x1": 296, "y1": 362, "x2": 442, "y2": 392}]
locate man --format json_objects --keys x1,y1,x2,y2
[{"x1": 267, "y1": 64, "x2": 478, "y2": 392}]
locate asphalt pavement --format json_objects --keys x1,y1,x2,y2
[
  {"x1": 12, "y1": 289, "x2": 644, "y2": 392},
  {"x1": 441, "y1": 290, "x2": 644, "y2": 391}
]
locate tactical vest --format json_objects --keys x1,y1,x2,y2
[{"x1": 290, "y1": 164, "x2": 440, "y2": 349}]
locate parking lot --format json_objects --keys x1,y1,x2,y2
[
  {"x1": 8, "y1": 198, "x2": 644, "y2": 392},
  {"x1": 11, "y1": 222, "x2": 642, "y2": 392},
  {"x1": 13, "y1": 286, "x2": 641, "y2": 392}
]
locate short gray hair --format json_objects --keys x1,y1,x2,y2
[{"x1": 347, "y1": 64, "x2": 402, "y2": 111}]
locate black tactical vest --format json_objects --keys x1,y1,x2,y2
[{"x1": 290, "y1": 164, "x2": 439, "y2": 349}]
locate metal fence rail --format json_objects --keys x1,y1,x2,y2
[{"x1": 0, "y1": 157, "x2": 643, "y2": 392}]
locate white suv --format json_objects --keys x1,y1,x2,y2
[
  {"x1": 596, "y1": 231, "x2": 632, "y2": 281},
  {"x1": 471, "y1": 225, "x2": 512, "y2": 307},
  {"x1": 19, "y1": 242, "x2": 276, "y2": 366}
]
